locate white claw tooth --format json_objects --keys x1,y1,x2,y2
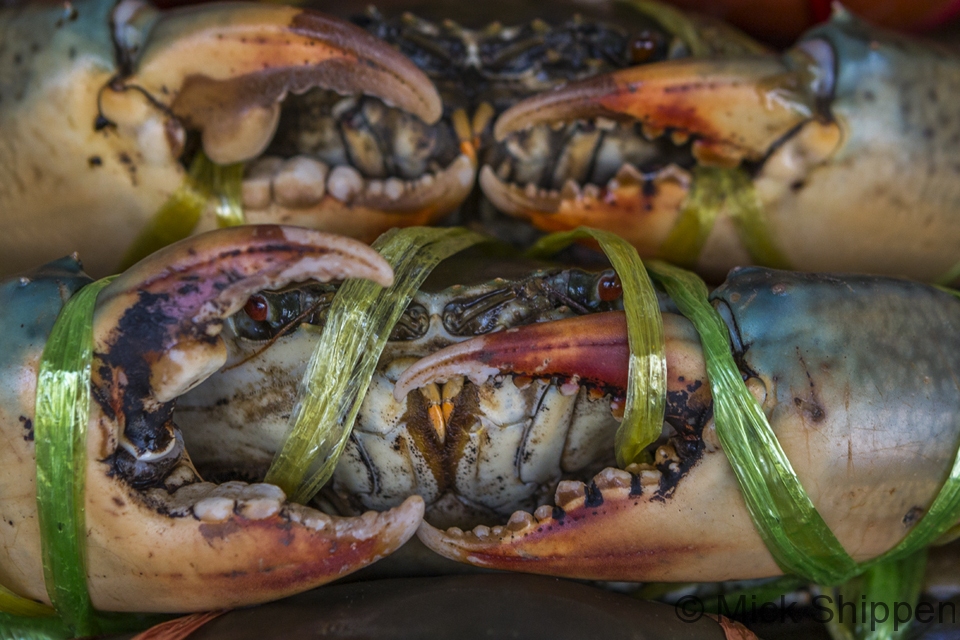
[
  {"x1": 473, "y1": 525, "x2": 491, "y2": 538},
  {"x1": 506, "y1": 511, "x2": 534, "y2": 531},
  {"x1": 582, "y1": 184, "x2": 600, "y2": 199},
  {"x1": 594, "y1": 468, "x2": 632, "y2": 490},
  {"x1": 242, "y1": 156, "x2": 283, "y2": 210},
  {"x1": 327, "y1": 165, "x2": 364, "y2": 202},
  {"x1": 524, "y1": 182, "x2": 538, "y2": 199},
  {"x1": 559, "y1": 378, "x2": 580, "y2": 396},
  {"x1": 193, "y1": 496, "x2": 236, "y2": 523},
  {"x1": 273, "y1": 156, "x2": 328, "y2": 208},
  {"x1": 448, "y1": 527, "x2": 465, "y2": 538},
  {"x1": 554, "y1": 480, "x2": 586, "y2": 508},
  {"x1": 534, "y1": 505, "x2": 554, "y2": 522},
  {"x1": 236, "y1": 483, "x2": 286, "y2": 520},
  {"x1": 419, "y1": 172, "x2": 435, "y2": 187},
  {"x1": 384, "y1": 177, "x2": 405, "y2": 200},
  {"x1": 367, "y1": 180, "x2": 384, "y2": 196}
]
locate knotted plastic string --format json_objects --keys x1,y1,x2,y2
[
  {"x1": 646, "y1": 261, "x2": 960, "y2": 586},
  {"x1": 266, "y1": 227, "x2": 486, "y2": 504},
  {"x1": 119, "y1": 152, "x2": 244, "y2": 271},
  {"x1": 659, "y1": 166, "x2": 791, "y2": 270},
  {"x1": 525, "y1": 228, "x2": 666, "y2": 467}
]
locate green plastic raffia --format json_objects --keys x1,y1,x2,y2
[
  {"x1": 658, "y1": 166, "x2": 791, "y2": 270},
  {"x1": 526, "y1": 228, "x2": 666, "y2": 467},
  {"x1": 119, "y1": 152, "x2": 244, "y2": 271},
  {"x1": 647, "y1": 260, "x2": 960, "y2": 586},
  {"x1": 265, "y1": 227, "x2": 486, "y2": 504},
  {"x1": 33, "y1": 276, "x2": 116, "y2": 635}
]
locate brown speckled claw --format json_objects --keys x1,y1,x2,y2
[{"x1": 0, "y1": 226, "x2": 427, "y2": 613}]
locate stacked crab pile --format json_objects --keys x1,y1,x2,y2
[{"x1": 1, "y1": 1, "x2": 959, "y2": 639}]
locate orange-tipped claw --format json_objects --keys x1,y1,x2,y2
[
  {"x1": 494, "y1": 56, "x2": 817, "y2": 166},
  {"x1": 394, "y1": 312, "x2": 631, "y2": 402}
]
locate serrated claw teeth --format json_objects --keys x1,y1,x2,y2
[
  {"x1": 113, "y1": 3, "x2": 441, "y2": 164},
  {"x1": 493, "y1": 57, "x2": 816, "y2": 163}
]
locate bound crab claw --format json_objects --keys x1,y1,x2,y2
[
  {"x1": 485, "y1": 9, "x2": 960, "y2": 281},
  {"x1": 406, "y1": 271, "x2": 960, "y2": 581},
  {"x1": 0, "y1": 225, "x2": 424, "y2": 613},
  {"x1": 1, "y1": 0, "x2": 461, "y2": 276}
]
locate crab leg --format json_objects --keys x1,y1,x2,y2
[
  {"x1": 0, "y1": 226, "x2": 425, "y2": 613},
  {"x1": 404, "y1": 271, "x2": 960, "y2": 582}
]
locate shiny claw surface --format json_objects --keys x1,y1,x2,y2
[
  {"x1": 0, "y1": 225, "x2": 427, "y2": 613},
  {"x1": 0, "y1": 0, "x2": 445, "y2": 276},
  {"x1": 405, "y1": 269, "x2": 960, "y2": 581},
  {"x1": 484, "y1": 10, "x2": 960, "y2": 281}
]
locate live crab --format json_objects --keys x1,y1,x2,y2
[
  {"x1": 1, "y1": 0, "x2": 958, "y2": 281},
  {"x1": 1, "y1": 224, "x2": 958, "y2": 615}
]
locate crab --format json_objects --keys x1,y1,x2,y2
[
  {"x1": 2, "y1": 224, "x2": 958, "y2": 617},
  {"x1": 3, "y1": 0, "x2": 958, "y2": 283}
]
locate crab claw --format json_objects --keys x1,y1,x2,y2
[
  {"x1": 394, "y1": 312, "x2": 631, "y2": 403},
  {"x1": 493, "y1": 56, "x2": 818, "y2": 165},
  {"x1": 401, "y1": 309, "x2": 776, "y2": 582},
  {"x1": 1, "y1": 226, "x2": 427, "y2": 613},
  {"x1": 107, "y1": 1, "x2": 441, "y2": 165},
  {"x1": 483, "y1": 48, "x2": 836, "y2": 267}
]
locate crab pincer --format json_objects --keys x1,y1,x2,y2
[
  {"x1": 483, "y1": 11, "x2": 960, "y2": 281},
  {"x1": 402, "y1": 271, "x2": 960, "y2": 582},
  {"x1": 2, "y1": 0, "x2": 449, "y2": 276},
  {"x1": 0, "y1": 226, "x2": 425, "y2": 613}
]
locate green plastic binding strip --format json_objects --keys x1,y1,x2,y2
[
  {"x1": 646, "y1": 260, "x2": 858, "y2": 585},
  {"x1": 658, "y1": 166, "x2": 728, "y2": 268},
  {"x1": 647, "y1": 261, "x2": 960, "y2": 586},
  {"x1": 526, "y1": 228, "x2": 666, "y2": 467},
  {"x1": 658, "y1": 166, "x2": 791, "y2": 271},
  {"x1": 33, "y1": 276, "x2": 116, "y2": 635},
  {"x1": 119, "y1": 152, "x2": 245, "y2": 271},
  {"x1": 0, "y1": 583, "x2": 54, "y2": 618},
  {"x1": 266, "y1": 227, "x2": 487, "y2": 504},
  {"x1": 825, "y1": 550, "x2": 928, "y2": 640},
  {"x1": 27, "y1": 276, "x2": 170, "y2": 638}
]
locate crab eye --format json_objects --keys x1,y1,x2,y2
[
  {"x1": 627, "y1": 31, "x2": 661, "y2": 64},
  {"x1": 243, "y1": 294, "x2": 270, "y2": 322},
  {"x1": 597, "y1": 273, "x2": 623, "y2": 302}
]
